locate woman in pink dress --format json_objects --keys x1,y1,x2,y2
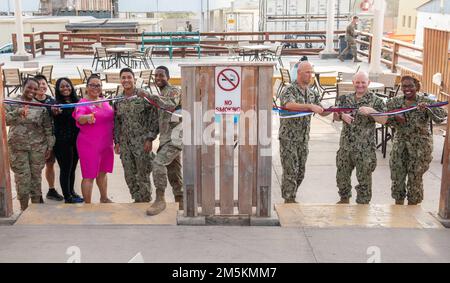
[{"x1": 73, "y1": 75, "x2": 114, "y2": 203}]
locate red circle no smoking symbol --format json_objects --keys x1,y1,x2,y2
[{"x1": 217, "y1": 68, "x2": 240, "y2": 92}]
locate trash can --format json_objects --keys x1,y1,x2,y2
[{"x1": 339, "y1": 35, "x2": 353, "y2": 60}]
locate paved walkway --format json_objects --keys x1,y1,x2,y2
[{"x1": 1, "y1": 225, "x2": 450, "y2": 262}]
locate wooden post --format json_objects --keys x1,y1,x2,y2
[
  {"x1": 40, "y1": 32, "x2": 46, "y2": 55},
  {"x1": 368, "y1": 35, "x2": 373, "y2": 63},
  {"x1": 12, "y1": 34, "x2": 17, "y2": 54},
  {"x1": 29, "y1": 34, "x2": 36, "y2": 58},
  {"x1": 0, "y1": 63, "x2": 13, "y2": 218},
  {"x1": 391, "y1": 42, "x2": 399, "y2": 73},
  {"x1": 180, "y1": 62, "x2": 274, "y2": 219},
  {"x1": 438, "y1": 101, "x2": 450, "y2": 219},
  {"x1": 59, "y1": 33, "x2": 65, "y2": 59}
]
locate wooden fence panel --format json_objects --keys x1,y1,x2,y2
[{"x1": 0, "y1": 63, "x2": 13, "y2": 217}]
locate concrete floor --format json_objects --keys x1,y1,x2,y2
[{"x1": 1, "y1": 225, "x2": 450, "y2": 262}]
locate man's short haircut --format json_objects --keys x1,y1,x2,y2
[
  {"x1": 120, "y1": 67, "x2": 135, "y2": 77},
  {"x1": 34, "y1": 74, "x2": 48, "y2": 83},
  {"x1": 156, "y1": 66, "x2": 170, "y2": 78},
  {"x1": 353, "y1": 16, "x2": 359, "y2": 20}
]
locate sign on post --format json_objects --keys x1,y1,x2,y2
[{"x1": 215, "y1": 67, "x2": 241, "y2": 114}]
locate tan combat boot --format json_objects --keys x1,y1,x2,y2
[
  {"x1": 175, "y1": 195, "x2": 184, "y2": 210},
  {"x1": 337, "y1": 55, "x2": 344, "y2": 62},
  {"x1": 353, "y1": 57, "x2": 362, "y2": 63},
  {"x1": 395, "y1": 199, "x2": 404, "y2": 205},
  {"x1": 336, "y1": 197, "x2": 350, "y2": 204},
  {"x1": 146, "y1": 190, "x2": 166, "y2": 216}
]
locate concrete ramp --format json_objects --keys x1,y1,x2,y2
[
  {"x1": 275, "y1": 204, "x2": 443, "y2": 229},
  {"x1": 14, "y1": 203, "x2": 178, "y2": 225}
]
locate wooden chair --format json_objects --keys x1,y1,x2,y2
[
  {"x1": 2, "y1": 68, "x2": 22, "y2": 97},
  {"x1": 315, "y1": 75, "x2": 336, "y2": 101},
  {"x1": 40, "y1": 65, "x2": 53, "y2": 83},
  {"x1": 94, "y1": 47, "x2": 113, "y2": 70},
  {"x1": 377, "y1": 73, "x2": 399, "y2": 95},
  {"x1": 76, "y1": 66, "x2": 86, "y2": 83},
  {"x1": 227, "y1": 46, "x2": 241, "y2": 61},
  {"x1": 105, "y1": 73, "x2": 121, "y2": 84},
  {"x1": 278, "y1": 68, "x2": 291, "y2": 98}
]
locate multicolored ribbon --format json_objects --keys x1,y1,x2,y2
[
  {"x1": 273, "y1": 106, "x2": 357, "y2": 119},
  {"x1": 274, "y1": 101, "x2": 448, "y2": 119},
  {"x1": 3, "y1": 97, "x2": 123, "y2": 109},
  {"x1": 370, "y1": 101, "x2": 448, "y2": 116}
]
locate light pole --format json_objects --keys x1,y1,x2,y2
[
  {"x1": 319, "y1": 0, "x2": 338, "y2": 58},
  {"x1": 11, "y1": 0, "x2": 32, "y2": 61}
]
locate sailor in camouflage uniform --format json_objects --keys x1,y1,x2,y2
[
  {"x1": 278, "y1": 61, "x2": 329, "y2": 203},
  {"x1": 386, "y1": 76, "x2": 447, "y2": 205},
  {"x1": 5, "y1": 78, "x2": 55, "y2": 210},
  {"x1": 334, "y1": 71, "x2": 387, "y2": 204},
  {"x1": 338, "y1": 16, "x2": 361, "y2": 63},
  {"x1": 138, "y1": 66, "x2": 183, "y2": 215},
  {"x1": 114, "y1": 68, "x2": 159, "y2": 203}
]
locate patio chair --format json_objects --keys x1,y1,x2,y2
[
  {"x1": 139, "y1": 69, "x2": 152, "y2": 89},
  {"x1": 377, "y1": 73, "x2": 399, "y2": 95},
  {"x1": 314, "y1": 75, "x2": 336, "y2": 101},
  {"x1": 105, "y1": 73, "x2": 121, "y2": 84},
  {"x1": 227, "y1": 46, "x2": 241, "y2": 61},
  {"x1": 277, "y1": 68, "x2": 291, "y2": 99},
  {"x1": 40, "y1": 65, "x2": 53, "y2": 83},
  {"x1": 76, "y1": 66, "x2": 87, "y2": 83},
  {"x1": 94, "y1": 47, "x2": 113, "y2": 70},
  {"x1": 135, "y1": 77, "x2": 145, "y2": 89},
  {"x1": 263, "y1": 45, "x2": 284, "y2": 69},
  {"x1": 238, "y1": 41, "x2": 256, "y2": 61},
  {"x1": 91, "y1": 43, "x2": 102, "y2": 68},
  {"x1": 336, "y1": 82, "x2": 354, "y2": 100},
  {"x1": 2, "y1": 68, "x2": 22, "y2": 97}
]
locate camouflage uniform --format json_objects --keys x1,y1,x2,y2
[
  {"x1": 340, "y1": 22, "x2": 358, "y2": 60},
  {"x1": 114, "y1": 88, "x2": 159, "y2": 202},
  {"x1": 336, "y1": 92, "x2": 386, "y2": 204},
  {"x1": 386, "y1": 94, "x2": 447, "y2": 204},
  {"x1": 146, "y1": 84, "x2": 183, "y2": 198},
  {"x1": 5, "y1": 98, "x2": 55, "y2": 205},
  {"x1": 278, "y1": 81, "x2": 322, "y2": 201}
]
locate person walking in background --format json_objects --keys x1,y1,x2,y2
[
  {"x1": 34, "y1": 74, "x2": 64, "y2": 202},
  {"x1": 73, "y1": 75, "x2": 114, "y2": 204},
  {"x1": 338, "y1": 16, "x2": 361, "y2": 63},
  {"x1": 5, "y1": 78, "x2": 55, "y2": 210},
  {"x1": 53, "y1": 78, "x2": 84, "y2": 204}
]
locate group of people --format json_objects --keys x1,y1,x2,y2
[
  {"x1": 279, "y1": 61, "x2": 447, "y2": 205},
  {"x1": 5, "y1": 66, "x2": 182, "y2": 216}
]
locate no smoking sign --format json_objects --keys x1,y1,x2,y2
[{"x1": 215, "y1": 67, "x2": 241, "y2": 114}]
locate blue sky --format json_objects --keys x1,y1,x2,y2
[{"x1": 0, "y1": 0, "x2": 39, "y2": 12}]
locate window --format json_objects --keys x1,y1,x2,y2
[
  {"x1": 402, "y1": 15, "x2": 406, "y2": 27},
  {"x1": 408, "y1": 16, "x2": 411, "y2": 28}
]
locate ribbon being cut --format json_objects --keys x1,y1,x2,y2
[
  {"x1": 273, "y1": 101, "x2": 448, "y2": 119},
  {"x1": 3, "y1": 96, "x2": 183, "y2": 117},
  {"x1": 3, "y1": 98, "x2": 447, "y2": 119}
]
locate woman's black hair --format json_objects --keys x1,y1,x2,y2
[
  {"x1": 22, "y1": 77, "x2": 39, "y2": 88},
  {"x1": 34, "y1": 74, "x2": 48, "y2": 83},
  {"x1": 401, "y1": 75, "x2": 421, "y2": 92},
  {"x1": 86, "y1": 74, "x2": 101, "y2": 86},
  {"x1": 55, "y1": 77, "x2": 79, "y2": 104}
]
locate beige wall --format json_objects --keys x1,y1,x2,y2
[{"x1": 396, "y1": 0, "x2": 429, "y2": 35}]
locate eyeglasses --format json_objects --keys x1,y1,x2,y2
[{"x1": 87, "y1": 84, "x2": 102, "y2": 89}]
